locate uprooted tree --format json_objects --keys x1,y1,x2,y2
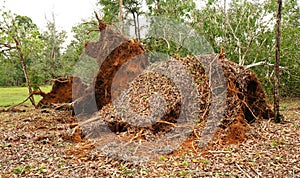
[{"x1": 37, "y1": 15, "x2": 274, "y2": 152}]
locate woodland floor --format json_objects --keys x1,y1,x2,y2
[{"x1": 0, "y1": 98, "x2": 299, "y2": 177}]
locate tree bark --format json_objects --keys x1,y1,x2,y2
[
  {"x1": 50, "y1": 12, "x2": 57, "y2": 78},
  {"x1": 131, "y1": 11, "x2": 138, "y2": 39},
  {"x1": 13, "y1": 37, "x2": 36, "y2": 107},
  {"x1": 119, "y1": 0, "x2": 123, "y2": 24},
  {"x1": 137, "y1": 13, "x2": 141, "y2": 40},
  {"x1": 157, "y1": 0, "x2": 161, "y2": 13},
  {"x1": 274, "y1": 0, "x2": 282, "y2": 123}
]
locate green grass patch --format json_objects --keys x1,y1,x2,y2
[{"x1": 0, "y1": 85, "x2": 52, "y2": 107}]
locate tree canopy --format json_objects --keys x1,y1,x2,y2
[{"x1": 0, "y1": 0, "x2": 299, "y2": 97}]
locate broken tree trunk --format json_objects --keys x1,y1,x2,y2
[{"x1": 13, "y1": 37, "x2": 35, "y2": 107}]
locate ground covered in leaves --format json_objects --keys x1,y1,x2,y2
[{"x1": 0, "y1": 98, "x2": 299, "y2": 177}]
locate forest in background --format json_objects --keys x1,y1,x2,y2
[{"x1": 0, "y1": 0, "x2": 299, "y2": 97}]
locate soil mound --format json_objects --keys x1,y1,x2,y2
[
  {"x1": 80, "y1": 53, "x2": 274, "y2": 145},
  {"x1": 74, "y1": 17, "x2": 148, "y2": 114},
  {"x1": 36, "y1": 77, "x2": 86, "y2": 108}
]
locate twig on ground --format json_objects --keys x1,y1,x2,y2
[
  {"x1": 235, "y1": 162, "x2": 252, "y2": 178},
  {"x1": 129, "y1": 128, "x2": 144, "y2": 142},
  {"x1": 207, "y1": 150, "x2": 231, "y2": 153},
  {"x1": 192, "y1": 140, "x2": 198, "y2": 153},
  {"x1": 156, "y1": 120, "x2": 193, "y2": 129},
  {"x1": 250, "y1": 165, "x2": 262, "y2": 177}
]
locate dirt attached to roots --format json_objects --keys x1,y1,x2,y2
[
  {"x1": 36, "y1": 77, "x2": 86, "y2": 108},
  {"x1": 79, "y1": 54, "x2": 274, "y2": 150}
]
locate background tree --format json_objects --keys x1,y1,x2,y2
[
  {"x1": 27, "y1": 13, "x2": 68, "y2": 89},
  {"x1": 123, "y1": 0, "x2": 143, "y2": 40},
  {"x1": 142, "y1": 0, "x2": 197, "y2": 58},
  {"x1": 194, "y1": 0, "x2": 299, "y2": 97},
  {"x1": 0, "y1": 48, "x2": 23, "y2": 86},
  {"x1": 1, "y1": 0, "x2": 298, "y2": 101},
  {"x1": 97, "y1": 0, "x2": 120, "y2": 22},
  {"x1": 42, "y1": 13, "x2": 67, "y2": 78},
  {"x1": 274, "y1": 0, "x2": 282, "y2": 123},
  {"x1": 98, "y1": 0, "x2": 144, "y2": 40},
  {"x1": 62, "y1": 18, "x2": 99, "y2": 76},
  {"x1": 0, "y1": 9, "x2": 45, "y2": 106},
  {"x1": 279, "y1": 0, "x2": 300, "y2": 97},
  {"x1": 195, "y1": 0, "x2": 276, "y2": 65},
  {"x1": 146, "y1": 0, "x2": 196, "y2": 22}
]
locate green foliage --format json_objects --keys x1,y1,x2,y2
[
  {"x1": 98, "y1": 0, "x2": 120, "y2": 22},
  {"x1": 62, "y1": 18, "x2": 99, "y2": 77},
  {"x1": 279, "y1": 0, "x2": 300, "y2": 96},
  {"x1": 194, "y1": 0, "x2": 299, "y2": 97},
  {"x1": 0, "y1": 4, "x2": 96, "y2": 88},
  {"x1": 156, "y1": 4, "x2": 201, "y2": 57},
  {"x1": 146, "y1": 0, "x2": 196, "y2": 21},
  {"x1": 40, "y1": 16, "x2": 67, "y2": 78},
  {"x1": 25, "y1": 14, "x2": 69, "y2": 89},
  {"x1": 0, "y1": 55, "x2": 23, "y2": 86},
  {"x1": 13, "y1": 166, "x2": 24, "y2": 175},
  {"x1": 0, "y1": 5, "x2": 69, "y2": 88},
  {"x1": 98, "y1": 0, "x2": 143, "y2": 23},
  {"x1": 67, "y1": 18, "x2": 98, "y2": 57},
  {"x1": 142, "y1": 0, "x2": 198, "y2": 58},
  {"x1": 0, "y1": 7, "x2": 45, "y2": 89},
  {"x1": 0, "y1": 0, "x2": 298, "y2": 97},
  {"x1": 196, "y1": 0, "x2": 275, "y2": 64}
]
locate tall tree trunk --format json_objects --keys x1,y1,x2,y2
[
  {"x1": 131, "y1": 11, "x2": 138, "y2": 39},
  {"x1": 274, "y1": 0, "x2": 282, "y2": 123},
  {"x1": 157, "y1": 0, "x2": 161, "y2": 13},
  {"x1": 13, "y1": 37, "x2": 36, "y2": 107},
  {"x1": 137, "y1": 13, "x2": 141, "y2": 40},
  {"x1": 51, "y1": 12, "x2": 57, "y2": 78},
  {"x1": 119, "y1": 0, "x2": 123, "y2": 24}
]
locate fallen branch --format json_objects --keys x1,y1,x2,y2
[
  {"x1": 235, "y1": 162, "x2": 252, "y2": 178},
  {"x1": 53, "y1": 102, "x2": 74, "y2": 111},
  {"x1": 245, "y1": 61, "x2": 285, "y2": 69},
  {"x1": 156, "y1": 120, "x2": 193, "y2": 129},
  {"x1": 2, "y1": 92, "x2": 36, "y2": 112},
  {"x1": 207, "y1": 150, "x2": 231, "y2": 153}
]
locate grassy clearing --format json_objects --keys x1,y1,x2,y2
[{"x1": 0, "y1": 86, "x2": 52, "y2": 107}]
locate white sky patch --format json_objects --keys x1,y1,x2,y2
[
  {"x1": 1, "y1": 0, "x2": 224, "y2": 46},
  {"x1": 1, "y1": 0, "x2": 98, "y2": 44}
]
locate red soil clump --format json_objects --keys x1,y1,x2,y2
[{"x1": 36, "y1": 77, "x2": 86, "y2": 108}]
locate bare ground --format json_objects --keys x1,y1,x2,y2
[{"x1": 0, "y1": 98, "x2": 299, "y2": 177}]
